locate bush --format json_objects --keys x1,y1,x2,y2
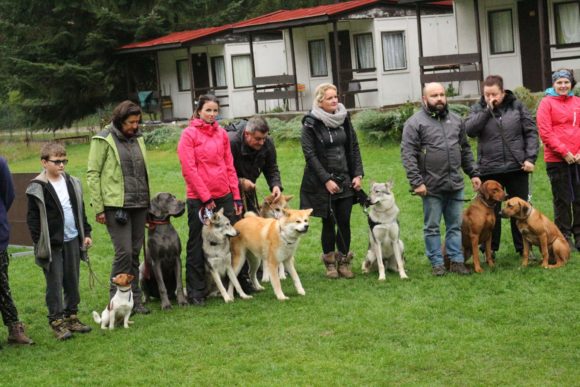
[
  {"x1": 143, "y1": 125, "x2": 182, "y2": 148},
  {"x1": 353, "y1": 103, "x2": 417, "y2": 143},
  {"x1": 448, "y1": 103, "x2": 470, "y2": 118},
  {"x1": 268, "y1": 116, "x2": 303, "y2": 142},
  {"x1": 513, "y1": 86, "x2": 543, "y2": 117}
]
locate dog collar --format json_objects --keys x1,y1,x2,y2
[
  {"x1": 146, "y1": 219, "x2": 170, "y2": 231},
  {"x1": 477, "y1": 193, "x2": 497, "y2": 208}
]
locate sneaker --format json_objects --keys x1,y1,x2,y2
[
  {"x1": 132, "y1": 304, "x2": 150, "y2": 315},
  {"x1": 50, "y1": 319, "x2": 73, "y2": 341},
  {"x1": 432, "y1": 265, "x2": 447, "y2": 276},
  {"x1": 65, "y1": 315, "x2": 92, "y2": 333},
  {"x1": 449, "y1": 261, "x2": 472, "y2": 275}
]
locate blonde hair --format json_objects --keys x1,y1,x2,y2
[{"x1": 313, "y1": 83, "x2": 337, "y2": 106}]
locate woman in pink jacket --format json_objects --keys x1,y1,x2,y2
[
  {"x1": 537, "y1": 69, "x2": 580, "y2": 251},
  {"x1": 177, "y1": 95, "x2": 242, "y2": 306}
]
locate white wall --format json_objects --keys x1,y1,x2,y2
[
  {"x1": 548, "y1": 0, "x2": 580, "y2": 77},
  {"x1": 156, "y1": 40, "x2": 286, "y2": 120}
]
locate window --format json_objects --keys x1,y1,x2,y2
[
  {"x1": 211, "y1": 56, "x2": 227, "y2": 88},
  {"x1": 232, "y1": 55, "x2": 252, "y2": 88},
  {"x1": 381, "y1": 31, "x2": 406, "y2": 71},
  {"x1": 354, "y1": 33, "x2": 375, "y2": 71},
  {"x1": 488, "y1": 9, "x2": 514, "y2": 54},
  {"x1": 555, "y1": 1, "x2": 580, "y2": 45},
  {"x1": 176, "y1": 59, "x2": 190, "y2": 91},
  {"x1": 308, "y1": 40, "x2": 328, "y2": 77}
]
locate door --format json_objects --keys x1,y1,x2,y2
[
  {"x1": 191, "y1": 52, "x2": 210, "y2": 98},
  {"x1": 518, "y1": 1, "x2": 543, "y2": 92},
  {"x1": 329, "y1": 30, "x2": 354, "y2": 108}
]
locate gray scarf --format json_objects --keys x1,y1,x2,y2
[{"x1": 310, "y1": 102, "x2": 347, "y2": 128}]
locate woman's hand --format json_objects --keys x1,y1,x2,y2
[
  {"x1": 96, "y1": 212, "x2": 106, "y2": 225},
  {"x1": 352, "y1": 176, "x2": 362, "y2": 191},
  {"x1": 564, "y1": 152, "x2": 576, "y2": 164},
  {"x1": 84, "y1": 237, "x2": 93, "y2": 248},
  {"x1": 325, "y1": 179, "x2": 340, "y2": 194},
  {"x1": 521, "y1": 161, "x2": 535, "y2": 172},
  {"x1": 204, "y1": 200, "x2": 216, "y2": 210}
]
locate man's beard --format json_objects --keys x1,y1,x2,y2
[{"x1": 426, "y1": 101, "x2": 447, "y2": 113}]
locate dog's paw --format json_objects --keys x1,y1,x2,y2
[
  {"x1": 224, "y1": 296, "x2": 234, "y2": 303},
  {"x1": 240, "y1": 294, "x2": 253, "y2": 300},
  {"x1": 297, "y1": 288, "x2": 306, "y2": 296},
  {"x1": 399, "y1": 272, "x2": 409, "y2": 279},
  {"x1": 276, "y1": 295, "x2": 290, "y2": 301},
  {"x1": 378, "y1": 275, "x2": 386, "y2": 281},
  {"x1": 161, "y1": 302, "x2": 173, "y2": 310}
]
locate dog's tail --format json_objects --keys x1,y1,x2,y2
[{"x1": 92, "y1": 311, "x2": 102, "y2": 324}]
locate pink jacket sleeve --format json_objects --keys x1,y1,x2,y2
[
  {"x1": 537, "y1": 98, "x2": 568, "y2": 158},
  {"x1": 221, "y1": 130, "x2": 241, "y2": 201},
  {"x1": 177, "y1": 129, "x2": 212, "y2": 203}
]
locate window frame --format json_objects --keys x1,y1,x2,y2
[
  {"x1": 308, "y1": 39, "x2": 328, "y2": 78},
  {"x1": 554, "y1": 1, "x2": 580, "y2": 47},
  {"x1": 231, "y1": 54, "x2": 253, "y2": 89},
  {"x1": 353, "y1": 33, "x2": 376, "y2": 72},
  {"x1": 381, "y1": 31, "x2": 407, "y2": 72},
  {"x1": 488, "y1": 9, "x2": 515, "y2": 55},
  {"x1": 211, "y1": 56, "x2": 228, "y2": 89},
  {"x1": 176, "y1": 59, "x2": 190, "y2": 92}
]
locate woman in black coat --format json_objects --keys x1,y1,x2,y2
[
  {"x1": 300, "y1": 83, "x2": 364, "y2": 279},
  {"x1": 465, "y1": 75, "x2": 538, "y2": 258}
]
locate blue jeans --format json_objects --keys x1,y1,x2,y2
[{"x1": 422, "y1": 190, "x2": 465, "y2": 267}]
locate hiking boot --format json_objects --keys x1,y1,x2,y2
[
  {"x1": 7, "y1": 321, "x2": 34, "y2": 345},
  {"x1": 432, "y1": 265, "x2": 447, "y2": 276},
  {"x1": 65, "y1": 315, "x2": 92, "y2": 333},
  {"x1": 337, "y1": 252, "x2": 355, "y2": 279},
  {"x1": 131, "y1": 304, "x2": 150, "y2": 315},
  {"x1": 449, "y1": 261, "x2": 472, "y2": 275},
  {"x1": 50, "y1": 319, "x2": 73, "y2": 341},
  {"x1": 320, "y1": 252, "x2": 338, "y2": 279},
  {"x1": 188, "y1": 297, "x2": 206, "y2": 307}
]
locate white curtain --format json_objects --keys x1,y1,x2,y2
[
  {"x1": 309, "y1": 40, "x2": 327, "y2": 77},
  {"x1": 212, "y1": 57, "x2": 226, "y2": 87},
  {"x1": 489, "y1": 10, "x2": 514, "y2": 54},
  {"x1": 382, "y1": 32, "x2": 406, "y2": 71},
  {"x1": 232, "y1": 55, "x2": 252, "y2": 88},
  {"x1": 355, "y1": 34, "x2": 374, "y2": 70},
  {"x1": 177, "y1": 60, "x2": 190, "y2": 91},
  {"x1": 557, "y1": 3, "x2": 580, "y2": 44}
]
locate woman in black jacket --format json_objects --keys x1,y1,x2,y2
[
  {"x1": 300, "y1": 83, "x2": 364, "y2": 279},
  {"x1": 465, "y1": 75, "x2": 538, "y2": 258}
]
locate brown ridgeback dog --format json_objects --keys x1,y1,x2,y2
[
  {"x1": 461, "y1": 180, "x2": 506, "y2": 273},
  {"x1": 501, "y1": 197, "x2": 570, "y2": 268}
]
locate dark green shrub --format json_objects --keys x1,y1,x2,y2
[
  {"x1": 448, "y1": 103, "x2": 470, "y2": 118},
  {"x1": 352, "y1": 103, "x2": 417, "y2": 143},
  {"x1": 513, "y1": 86, "x2": 543, "y2": 117},
  {"x1": 143, "y1": 125, "x2": 182, "y2": 148},
  {"x1": 268, "y1": 116, "x2": 303, "y2": 142}
]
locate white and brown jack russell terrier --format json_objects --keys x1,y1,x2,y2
[{"x1": 92, "y1": 273, "x2": 135, "y2": 329}]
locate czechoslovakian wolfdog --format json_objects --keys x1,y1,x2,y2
[
  {"x1": 361, "y1": 181, "x2": 408, "y2": 280},
  {"x1": 203, "y1": 208, "x2": 252, "y2": 303}
]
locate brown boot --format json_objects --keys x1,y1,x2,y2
[
  {"x1": 7, "y1": 322, "x2": 34, "y2": 345},
  {"x1": 320, "y1": 252, "x2": 339, "y2": 279},
  {"x1": 337, "y1": 252, "x2": 355, "y2": 279},
  {"x1": 65, "y1": 315, "x2": 92, "y2": 333},
  {"x1": 50, "y1": 319, "x2": 73, "y2": 341}
]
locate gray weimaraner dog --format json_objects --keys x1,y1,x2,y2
[{"x1": 140, "y1": 192, "x2": 188, "y2": 309}]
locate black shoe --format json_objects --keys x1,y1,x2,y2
[
  {"x1": 239, "y1": 277, "x2": 256, "y2": 295},
  {"x1": 432, "y1": 265, "x2": 447, "y2": 276},
  {"x1": 449, "y1": 262, "x2": 472, "y2": 275},
  {"x1": 132, "y1": 304, "x2": 150, "y2": 315},
  {"x1": 188, "y1": 297, "x2": 206, "y2": 307}
]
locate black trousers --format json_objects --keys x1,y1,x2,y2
[
  {"x1": 481, "y1": 170, "x2": 529, "y2": 253},
  {"x1": 546, "y1": 162, "x2": 580, "y2": 245},
  {"x1": 321, "y1": 196, "x2": 353, "y2": 255},
  {"x1": 42, "y1": 239, "x2": 80, "y2": 322},
  {"x1": 0, "y1": 249, "x2": 19, "y2": 326},
  {"x1": 105, "y1": 208, "x2": 147, "y2": 301},
  {"x1": 185, "y1": 194, "x2": 235, "y2": 300}
]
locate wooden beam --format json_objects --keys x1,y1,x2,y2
[
  {"x1": 254, "y1": 90, "x2": 296, "y2": 100},
  {"x1": 187, "y1": 46, "x2": 195, "y2": 114},
  {"x1": 332, "y1": 21, "x2": 342, "y2": 101},
  {"x1": 288, "y1": 28, "x2": 300, "y2": 111},
  {"x1": 249, "y1": 32, "x2": 258, "y2": 114},
  {"x1": 420, "y1": 70, "x2": 483, "y2": 83}
]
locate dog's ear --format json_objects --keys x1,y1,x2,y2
[
  {"x1": 217, "y1": 207, "x2": 224, "y2": 216},
  {"x1": 284, "y1": 194, "x2": 294, "y2": 202},
  {"x1": 304, "y1": 208, "x2": 313, "y2": 216},
  {"x1": 517, "y1": 199, "x2": 529, "y2": 218},
  {"x1": 149, "y1": 193, "x2": 164, "y2": 219},
  {"x1": 126, "y1": 274, "x2": 135, "y2": 283},
  {"x1": 386, "y1": 179, "x2": 394, "y2": 189}
]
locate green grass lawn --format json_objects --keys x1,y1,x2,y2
[{"x1": 3, "y1": 138, "x2": 579, "y2": 385}]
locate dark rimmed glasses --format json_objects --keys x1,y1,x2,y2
[{"x1": 46, "y1": 159, "x2": 69, "y2": 166}]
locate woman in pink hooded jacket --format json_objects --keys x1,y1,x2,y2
[
  {"x1": 177, "y1": 95, "x2": 242, "y2": 306},
  {"x1": 537, "y1": 69, "x2": 580, "y2": 251}
]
